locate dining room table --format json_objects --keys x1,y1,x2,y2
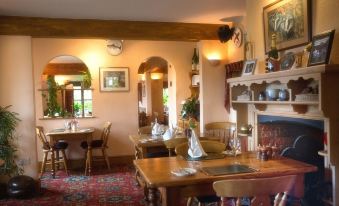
[
  {"x1": 133, "y1": 152, "x2": 318, "y2": 206},
  {"x1": 46, "y1": 127, "x2": 95, "y2": 176}
]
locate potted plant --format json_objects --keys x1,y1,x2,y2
[
  {"x1": 82, "y1": 70, "x2": 92, "y2": 89},
  {"x1": 44, "y1": 75, "x2": 60, "y2": 117},
  {"x1": 0, "y1": 105, "x2": 22, "y2": 178},
  {"x1": 180, "y1": 97, "x2": 199, "y2": 121}
]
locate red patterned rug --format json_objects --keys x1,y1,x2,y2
[{"x1": 0, "y1": 165, "x2": 147, "y2": 206}]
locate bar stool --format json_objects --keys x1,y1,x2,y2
[{"x1": 36, "y1": 126, "x2": 68, "y2": 178}]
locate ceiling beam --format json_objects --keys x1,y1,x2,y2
[{"x1": 0, "y1": 16, "x2": 223, "y2": 41}]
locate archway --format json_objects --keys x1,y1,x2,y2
[{"x1": 137, "y1": 56, "x2": 176, "y2": 127}]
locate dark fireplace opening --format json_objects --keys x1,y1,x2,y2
[{"x1": 258, "y1": 115, "x2": 328, "y2": 206}]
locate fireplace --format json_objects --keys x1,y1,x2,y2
[
  {"x1": 257, "y1": 115, "x2": 324, "y2": 154},
  {"x1": 257, "y1": 114, "x2": 329, "y2": 205}
]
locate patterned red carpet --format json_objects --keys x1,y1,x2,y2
[{"x1": 0, "y1": 165, "x2": 146, "y2": 206}]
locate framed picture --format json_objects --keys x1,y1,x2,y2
[
  {"x1": 242, "y1": 59, "x2": 257, "y2": 76},
  {"x1": 263, "y1": 0, "x2": 311, "y2": 53},
  {"x1": 308, "y1": 30, "x2": 335, "y2": 66},
  {"x1": 100, "y1": 67, "x2": 129, "y2": 92}
]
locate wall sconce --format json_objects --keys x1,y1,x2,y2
[
  {"x1": 208, "y1": 59, "x2": 221, "y2": 66},
  {"x1": 151, "y1": 73, "x2": 163, "y2": 80}
]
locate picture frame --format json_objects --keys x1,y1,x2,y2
[
  {"x1": 242, "y1": 59, "x2": 257, "y2": 76},
  {"x1": 308, "y1": 30, "x2": 335, "y2": 66},
  {"x1": 100, "y1": 67, "x2": 129, "y2": 92},
  {"x1": 263, "y1": 0, "x2": 311, "y2": 53}
]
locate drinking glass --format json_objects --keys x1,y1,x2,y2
[{"x1": 229, "y1": 136, "x2": 241, "y2": 157}]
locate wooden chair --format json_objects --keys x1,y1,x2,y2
[
  {"x1": 205, "y1": 122, "x2": 236, "y2": 143},
  {"x1": 36, "y1": 126, "x2": 68, "y2": 178},
  {"x1": 175, "y1": 140, "x2": 226, "y2": 206},
  {"x1": 138, "y1": 126, "x2": 152, "y2": 135},
  {"x1": 80, "y1": 121, "x2": 112, "y2": 173},
  {"x1": 175, "y1": 140, "x2": 226, "y2": 157},
  {"x1": 163, "y1": 137, "x2": 188, "y2": 156},
  {"x1": 213, "y1": 175, "x2": 297, "y2": 206}
]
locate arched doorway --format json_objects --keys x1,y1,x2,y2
[{"x1": 137, "y1": 56, "x2": 176, "y2": 127}]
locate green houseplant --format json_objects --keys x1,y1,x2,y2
[
  {"x1": 43, "y1": 75, "x2": 61, "y2": 117},
  {"x1": 0, "y1": 105, "x2": 22, "y2": 176},
  {"x1": 180, "y1": 97, "x2": 199, "y2": 121}
]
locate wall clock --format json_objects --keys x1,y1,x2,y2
[
  {"x1": 232, "y1": 27, "x2": 243, "y2": 48},
  {"x1": 107, "y1": 40, "x2": 123, "y2": 56}
]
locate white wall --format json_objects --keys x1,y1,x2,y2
[
  {"x1": 199, "y1": 40, "x2": 230, "y2": 134},
  {"x1": 0, "y1": 36, "x2": 38, "y2": 178}
]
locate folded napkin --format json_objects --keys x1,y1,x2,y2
[
  {"x1": 188, "y1": 129, "x2": 207, "y2": 158},
  {"x1": 152, "y1": 123, "x2": 164, "y2": 136},
  {"x1": 162, "y1": 125, "x2": 177, "y2": 140}
]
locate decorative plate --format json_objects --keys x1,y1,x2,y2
[
  {"x1": 171, "y1": 168, "x2": 197, "y2": 177},
  {"x1": 280, "y1": 52, "x2": 295, "y2": 70}
]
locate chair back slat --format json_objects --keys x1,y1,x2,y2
[
  {"x1": 213, "y1": 175, "x2": 297, "y2": 206},
  {"x1": 36, "y1": 126, "x2": 50, "y2": 150},
  {"x1": 101, "y1": 122, "x2": 112, "y2": 147},
  {"x1": 205, "y1": 122, "x2": 236, "y2": 143},
  {"x1": 175, "y1": 140, "x2": 226, "y2": 157}
]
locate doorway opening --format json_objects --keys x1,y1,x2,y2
[{"x1": 137, "y1": 56, "x2": 175, "y2": 127}]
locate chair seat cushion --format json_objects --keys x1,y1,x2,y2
[
  {"x1": 53, "y1": 141, "x2": 68, "y2": 150},
  {"x1": 80, "y1": 139, "x2": 103, "y2": 149}
]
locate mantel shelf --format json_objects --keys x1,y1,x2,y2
[
  {"x1": 232, "y1": 100, "x2": 318, "y2": 105},
  {"x1": 227, "y1": 64, "x2": 339, "y2": 86}
]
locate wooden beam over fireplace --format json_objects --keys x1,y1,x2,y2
[{"x1": 0, "y1": 16, "x2": 222, "y2": 41}]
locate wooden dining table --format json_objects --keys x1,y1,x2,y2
[
  {"x1": 133, "y1": 152, "x2": 317, "y2": 206},
  {"x1": 46, "y1": 127, "x2": 95, "y2": 176}
]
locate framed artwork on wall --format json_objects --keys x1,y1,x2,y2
[
  {"x1": 100, "y1": 67, "x2": 129, "y2": 92},
  {"x1": 263, "y1": 0, "x2": 311, "y2": 53},
  {"x1": 308, "y1": 30, "x2": 335, "y2": 66},
  {"x1": 242, "y1": 59, "x2": 257, "y2": 76}
]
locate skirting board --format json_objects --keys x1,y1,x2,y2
[{"x1": 37, "y1": 155, "x2": 135, "y2": 171}]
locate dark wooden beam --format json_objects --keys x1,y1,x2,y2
[{"x1": 0, "y1": 16, "x2": 222, "y2": 41}]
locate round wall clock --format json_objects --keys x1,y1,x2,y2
[
  {"x1": 107, "y1": 40, "x2": 123, "y2": 56},
  {"x1": 232, "y1": 27, "x2": 243, "y2": 48}
]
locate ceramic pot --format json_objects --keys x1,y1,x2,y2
[
  {"x1": 278, "y1": 89, "x2": 289, "y2": 101},
  {"x1": 266, "y1": 89, "x2": 279, "y2": 101}
]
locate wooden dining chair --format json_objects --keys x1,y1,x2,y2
[
  {"x1": 213, "y1": 175, "x2": 297, "y2": 206},
  {"x1": 80, "y1": 121, "x2": 112, "y2": 173},
  {"x1": 175, "y1": 140, "x2": 227, "y2": 206},
  {"x1": 205, "y1": 122, "x2": 236, "y2": 143},
  {"x1": 175, "y1": 140, "x2": 226, "y2": 157},
  {"x1": 138, "y1": 126, "x2": 152, "y2": 135},
  {"x1": 163, "y1": 137, "x2": 188, "y2": 156},
  {"x1": 36, "y1": 126, "x2": 68, "y2": 178}
]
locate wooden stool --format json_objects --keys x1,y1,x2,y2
[{"x1": 36, "y1": 126, "x2": 68, "y2": 178}]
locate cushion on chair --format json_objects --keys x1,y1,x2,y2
[
  {"x1": 80, "y1": 139, "x2": 104, "y2": 149},
  {"x1": 52, "y1": 141, "x2": 68, "y2": 150}
]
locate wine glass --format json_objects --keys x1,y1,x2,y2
[{"x1": 229, "y1": 136, "x2": 241, "y2": 157}]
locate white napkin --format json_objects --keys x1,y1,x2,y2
[
  {"x1": 152, "y1": 123, "x2": 164, "y2": 136},
  {"x1": 162, "y1": 125, "x2": 177, "y2": 140},
  {"x1": 188, "y1": 129, "x2": 207, "y2": 158}
]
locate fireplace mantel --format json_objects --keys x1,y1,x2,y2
[{"x1": 227, "y1": 64, "x2": 339, "y2": 205}]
